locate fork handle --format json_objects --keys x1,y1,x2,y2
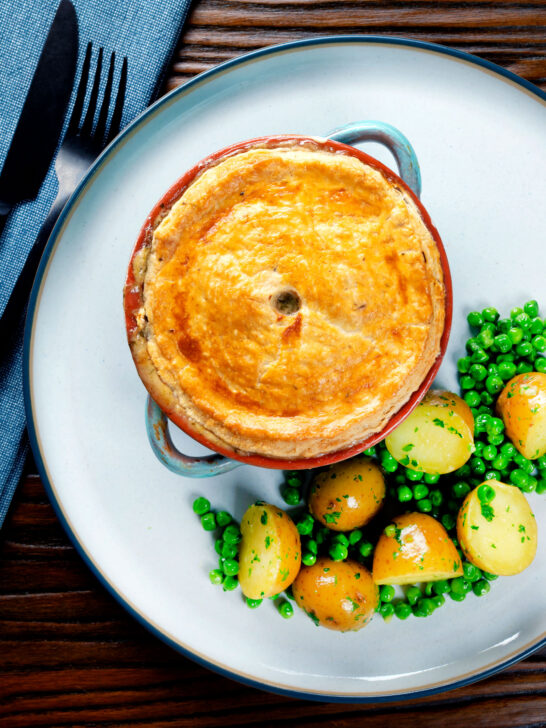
[{"x1": 0, "y1": 187, "x2": 69, "y2": 349}]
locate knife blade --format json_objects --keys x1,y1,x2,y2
[{"x1": 0, "y1": 0, "x2": 78, "y2": 234}]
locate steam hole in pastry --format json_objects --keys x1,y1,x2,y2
[{"x1": 272, "y1": 289, "x2": 301, "y2": 315}]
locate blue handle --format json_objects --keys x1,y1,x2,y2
[
  {"x1": 146, "y1": 396, "x2": 242, "y2": 477},
  {"x1": 327, "y1": 121, "x2": 422, "y2": 197}
]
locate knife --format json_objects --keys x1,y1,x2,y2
[{"x1": 0, "y1": 0, "x2": 78, "y2": 238}]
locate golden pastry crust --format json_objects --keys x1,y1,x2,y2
[{"x1": 126, "y1": 142, "x2": 445, "y2": 460}]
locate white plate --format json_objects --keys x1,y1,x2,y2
[{"x1": 25, "y1": 37, "x2": 546, "y2": 701}]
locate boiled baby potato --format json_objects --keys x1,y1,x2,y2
[
  {"x1": 385, "y1": 390, "x2": 475, "y2": 474},
  {"x1": 292, "y1": 557, "x2": 378, "y2": 631},
  {"x1": 496, "y1": 372, "x2": 546, "y2": 460},
  {"x1": 309, "y1": 456, "x2": 385, "y2": 531},
  {"x1": 373, "y1": 512, "x2": 463, "y2": 585},
  {"x1": 457, "y1": 480, "x2": 537, "y2": 576},
  {"x1": 238, "y1": 502, "x2": 301, "y2": 599}
]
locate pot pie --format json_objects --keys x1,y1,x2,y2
[{"x1": 125, "y1": 139, "x2": 446, "y2": 461}]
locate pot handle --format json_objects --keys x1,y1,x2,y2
[
  {"x1": 146, "y1": 396, "x2": 243, "y2": 477},
  {"x1": 327, "y1": 121, "x2": 422, "y2": 197}
]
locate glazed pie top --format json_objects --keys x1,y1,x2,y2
[{"x1": 126, "y1": 142, "x2": 445, "y2": 460}]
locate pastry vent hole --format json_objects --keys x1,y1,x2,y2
[{"x1": 272, "y1": 289, "x2": 301, "y2": 315}]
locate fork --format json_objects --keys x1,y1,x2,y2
[{"x1": 0, "y1": 43, "x2": 127, "y2": 345}]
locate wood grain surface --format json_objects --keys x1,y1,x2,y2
[{"x1": 2, "y1": 2, "x2": 546, "y2": 725}]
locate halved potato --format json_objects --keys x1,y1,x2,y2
[
  {"x1": 496, "y1": 372, "x2": 546, "y2": 459},
  {"x1": 292, "y1": 557, "x2": 378, "y2": 631},
  {"x1": 385, "y1": 390, "x2": 475, "y2": 474},
  {"x1": 309, "y1": 456, "x2": 385, "y2": 531},
  {"x1": 238, "y1": 502, "x2": 301, "y2": 599},
  {"x1": 457, "y1": 480, "x2": 537, "y2": 576},
  {"x1": 373, "y1": 512, "x2": 463, "y2": 585}
]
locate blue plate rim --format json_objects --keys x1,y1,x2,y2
[{"x1": 23, "y1": 34, "x2": 546, "y2": 703}]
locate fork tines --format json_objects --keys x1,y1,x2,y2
[{"x1": 67, "y1": 42, "x2": 128, "y2": 148}]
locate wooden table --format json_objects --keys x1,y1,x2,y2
[{"x1": 2, "y1": 2, "x2": 545, "y2": 725}]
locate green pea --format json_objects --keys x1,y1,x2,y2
[
  {"x1": 532, "y1": 335, "x2": 546, "y2": 352},
  {"x1": 516, "y1": 341, "x2": 533, "y2": 357},
  {"x1": 472, "y1": 580, "x2": 491, "y2": 597},
  {"x1": 535, "y1": 479, "x2": 546, "y2": 495},
  {"x1": 451, "y1": 481, "x2": 470, "y2": 498},
  {"x1": 463, "y1": 562, "x2": 480, "y2": 581},
  {"x1": 493, "y1": 333, "x2": 512, "y2": 353},
  {"x1": 423, "y1": 473, "x2": 440, "y2": 484},
  {"x1": 469, "y1": 364, "x2": 488, "y2": 382},
  {"x1": 433, "y1": 579, "x2": 450, "y2": 595},
  {"x1": 209, "y1": 569, "x2": 224, "y2": 585},
  {"x1": 492, "y1": 454, "x2": 508, "y2": 471},
  {"x1": 278, "y1": 600, "x2": 294, "y2": 619},
  {"x1": 467, "y1": 311, "x2": 484, "y2": 328},
  {"x1": 498, "y1": 361, "x2": 517, "y2": 380},
  {"x1": 529, "y1": 317, "x2": 544, "y2": 335},
  {"x1": 455, "y1": 464, "x2": 472, "y2": 478},
  {"x1": 488, "y1": 434, "x2": 504, "y2": 447},
  {"x1": 394, "y1": 602, "x2": 412, "y2": 620},
  {"x1": 413, "y1": 597, "x2": 435, "y2": 617},
  {"x1": 480, "y1": 391, "x2": 494, "y2": 406},
  {"x1": 359, "y1": 541, "x2": 373, "y2": 558},
  {"x1": 485, "y1": 375, "x2": 504, "y2": 394},
  {"x1": 406, "y1": 469, "x2": 424, "y2": 482},
  {"x1": 474, "y1": 413, "x2": 491, "y2": 432},
  {"x1": 471, "y1": 347, "x2": 489, "y2": 364},
  {"x1": 510, "y1": 307, "x2": 523, "y2": 320},
  {"x1": 430, "y1": 489, "x2": 443, "y2": 507},
  {"x1": 482, "y1": 307, "x2": 499, "y2": 323},
  {"x1": 470, "y1": 457, "x2": 486, "y2": 475},
  {"x1": 417, "y1": 498, "x2": 432, "y2": 513},
  {"x1": 302, "y1": 552, "x2": 317, "y2": 566},
  {"x1": 223, "y1": 524, "x2": 242, "y2": 544},
  {"x1": 362, "y1": 446, "x2": 377, "y2": 457},
  {"x1": 348, "y1": 530, "x2": 362, "y2": 545},
  {"x1": 523, "y1": 300, "x2": 539, "y2": 318},
  {"x1": 379, "y1": 603, "x2": 395, "y2": 619},
  {"x1": 432, "y1": 595, "x2": 445, "y2": 609},
  {"x1": 380, "y1": 585, "x2": 396, "y2": 603},
  {"x1": 508, "y1": 327, "x2": 523, "y2": 345},
  {"x1": 497, "y1": 317, "x2": 512, "y2": 333},
  {"x1": 464, "y1": 391, "x2": 481, "y2": 408},
  {"x1": 201, "y1": 512, "x2": 217, "y2": 531},
  {"x1": 222, "y1": 559, "x2": 239, "y2": 576},
  {"x1": 466, "y1": 337, "x2": 481, "y2": 353},
  {"x1": 450, "y1": 577, "x2": 471, "y2": 596},
  {"x1": 535, "y1": 357, "x2": 546, "y2": 373},
  {"x1": 514, "y1": 453, "x2": 534, "y2": 474},
  {"x1": 477, "y1": 330, "x2": 494, "y2": 349},
  {"x1": 519, "y1": 476, "x2": 536, "y2": 493},
  {"x1": 460, "y1": 374, "x2": 476, "y2": 390},
  {"x1": 516, "y1": 362, "x2": 533, "y2": 374},
  {"x1": 482, "y1": 571, "x2": 498, "y2": 581},
  {"x1": 449, "y1": 591, "x2": 466, "y2": 602},
  {"x1": 222, "y1": 576, "x2": 239, "y2": 591},
  {"x1": 222, "y1": 542, "x2": 238, "y2": 559},
  {"x1": 406, "y1": 586, "x2": 421, "y2": 605},
  {"x1": 397, "y1": 485, "x2": 413, "y2": 502},
  {"x1": 457, "y1": 356, "x2": 472, "y2": 373},
  {"x1": 193, "y1": 497, "x2": 211, "y2": 515},
  {"x1": 297, "y1": 516, "x2": 314, "y2": 536},
  {"x1": 281, "y1": 486, "x2": 301, "y2": 505},
  {"x1": 329, "y1": 543, "x2": 348, "y2": 561},
  {"x1": 501, "y1": 442, "x2": 517, "y2": 458},
  {"x1": 481, "y1": 445, "x2": 497, "y2": 461},
  {"x1": 413, "y1": 484, "x2": 429, "y2": 500},
  {"x1": 246, "y1": 597, "x2": 263, "y2": 608},
  {"x1": 486, "y1": 417, "x2": 504, "y2": 436},
  {"x1": 441, "y1": 513, "x2": 456, "y2": 531},
  {"x1": 381, "y1": 453, "x2": 399, "y2": 473},
  {"x1": 216, "y1": 510, "x2": 232, "y2": 527},
  {"x1": 484, "y1": 470, "x2": 500, "y2": 482}
]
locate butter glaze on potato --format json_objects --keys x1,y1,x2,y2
[{"x1": 126, "y1": 143, "x2": 445, "y2": 460}]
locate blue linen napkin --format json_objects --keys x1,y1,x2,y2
[{"x1": 0, "y1": 0, "x2": 192, "y2": 526}]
